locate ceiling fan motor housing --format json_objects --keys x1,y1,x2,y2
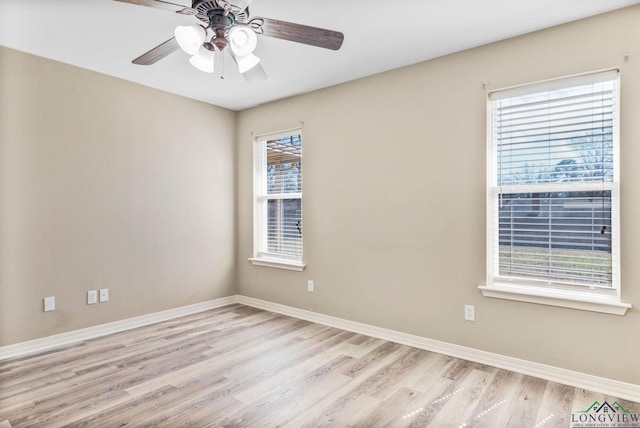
[
  {"x1": 191, "y1": 0, "x2": 251, "y2": 51},
  {"x1": 192, "y1": 1, "x2": 249, "y2": 25}
]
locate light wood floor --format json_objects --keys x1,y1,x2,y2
[{"x1": 0, "y1": 304, "x2": 637, "y2": 427}]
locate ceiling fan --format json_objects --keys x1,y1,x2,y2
[{"x1": 115, "y1": 0, "x2": 344, "y2": 80}]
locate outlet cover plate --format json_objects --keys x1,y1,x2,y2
[
  {"x1": 99, "y1": 288, "x2": 109, "y2": 303},
  {"x1": 44, "y1": 296, "x2": 55, "y2": 312},
  {"x1": 87, "y1": 290, "x2": 98, "y2": 305},
  {"x1": 464, "y1": 305, "x2": 475, "y2": 321}
]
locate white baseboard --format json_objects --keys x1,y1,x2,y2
[
  {"x1": 0, "y1": 296, "x2": 236, "y2": 361},
  {"x1": 2, "y1": 294, "x2": 637, "y2": 403},
  {"x1": 236, "y1": 295, "x2": 640, "y2": 403}
]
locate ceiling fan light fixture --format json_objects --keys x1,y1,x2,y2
[
  {"x1": 189, "y1": 46, "x2": 215, "y2": 73},
  {"x1": 235, "y1": 52, "x2": 260, "y2": 74},
  {"x1": 241, "y1": 62, "x2": 268, "y2": 83},
  {"x1": 229, "y1": 26, "x2": 258, "y2": 57},
  {"x1": 175, "y1": 25, "x2": 206, "y2": 55}
]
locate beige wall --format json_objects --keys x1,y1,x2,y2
[
  {"x1": 236, "y1": 6, "x2": 640, "y2": 384},
  {"x1": 2, "y1": 6, "x2": 639, "y2": 385},
  {"x1": 0, "y1": 47, "x2": 236, "y2": 345}
]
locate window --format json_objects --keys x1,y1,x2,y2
[
  {"x1": 479, "y1": 70, "x2": 630, "y2": 315},
  {"x1": 250, "y1": 129, "x2": 304, "y2": 271}
]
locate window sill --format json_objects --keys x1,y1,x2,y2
[
  {"x1": 478, "y1": 283, "x2": 631, "y2": 315},
  {"x1": 248, "y1": 257, "x2": 306, "y2": 272}
]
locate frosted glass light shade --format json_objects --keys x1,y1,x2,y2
[
  {"x1": 175, "y1": 25, "x2": 206, "y2": 55},
  {"x1": 229, "y1": 27, "x2": 257, "y2": 57},
  {"x1": 236, "y1": 52, "x2": 260, "y2": 73},
  {"x1": 189, "y1": 47, "x2": 215, "y2": 73}
]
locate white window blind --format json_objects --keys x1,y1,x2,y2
[
  {"x1": 488, "y1": 70, "x2": 619, "y2": 291},
  {"x1": 253, "y1": 131, "x2": 303, "y2": 263}
]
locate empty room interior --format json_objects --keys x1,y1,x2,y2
[{"x1": 1, "y1": 0, "x2": 640, "y2": 426}]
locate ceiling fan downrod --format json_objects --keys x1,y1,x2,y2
[{"x1": 207, "y1": 8, "x2": 235, "y2": 51}]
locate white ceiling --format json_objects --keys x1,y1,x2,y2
[{"x1": 1, "y1": 0, "x2": 638, "y2": 111}]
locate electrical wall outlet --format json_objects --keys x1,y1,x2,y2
[
  {"x1": 307, "y1": 280, "x2": 314, "y2": 292},
  {"x1": 87, "y1": 290, "x2": 98, "y2": 305},
  {"x1": 464, "y1": 305, "x2": 475, "y2": 321},
  {"x1": 44, "y1": 296, "x2": 55, "y2": 312},
  {"x1": 99, "y1": 288, "x2": 109, "y2": 303}
]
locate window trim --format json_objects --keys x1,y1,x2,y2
[
  {"x1": 478, "y1": 283, "x2": 630, "y2": 315},
  {"x1": 249, "y1": 127, "x2": 305, "y2": 271},
  {"x1": 248, "y1": 257, "x2": 306, "y2": 271},
  {"x1": 479, "y1": 70, "x2": 630, "y2": 315}
]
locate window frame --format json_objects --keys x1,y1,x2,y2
[
  {"x1": 249, "y1": 128, "x2": 305, "y2": 271},
  {"x1": 478, "y1": 70, "x2": 630, "y2": 315}
]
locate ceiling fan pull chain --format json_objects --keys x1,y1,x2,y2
[{"x1": 220, "y1": 51, "x2": 225, "y2": 79}]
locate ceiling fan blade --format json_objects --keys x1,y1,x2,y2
[
  {"x1": 113, "y1": 0, "x2": 195, "y2": 14},
  {"x1": 132, "y1": 37, "x2": 180, "y2": 65},
  {"x1": 252, "y1": 17, "x2": 344, "y2": 51}
]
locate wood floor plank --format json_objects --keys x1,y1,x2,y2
[
  {"x1": 232, "y1": 345, "x2": 352, "y2": 405},
  {"x1": 358, "y1": 386, "x2": 423, "y2": 426},
  {"x1": 223, "y1": 329, "x2": 354, "y2": 382},
  {"x1": 424, "y1": 367, "x2": 497, "y2": 427},
  {"x1": 292, "y1": 345, "x2": 418, "y2": 427},
  {"x1": 314, "y1": 393, "x2": 381, "y2": 427},
  {"x1": 0, "y1": 400, "x2": 34, "y2": 425},
  {"x1": 405, "y1": 378, "x2": 469, "y2": 427},
  {"x1": 0, "y1": 304, "x2": 637, "y2": 427},
  {"x1": 462, "y1": 369, "x2": 522, "y2": 428},
  {"x1": 534, "y1": 381, "x2": 576, "y2": 428},
  {"x1": 221, "y1": 355, "x2": 357, "y2": 427},
  {"x1": 403, "y1": 352, "x2": 457, "y2": 393},
  {"x1": 364, "y1": 348, "x2": 433, "y2": 401},
  {"x1": 501, "y1": 376, "x2": 549, "y2": 427},
  {"x1": 341, "y1": 340, "x2": 403, "y2": 378},
  {"x1": 66, "y1": 385, "x2": 178, "y2": 427}
]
